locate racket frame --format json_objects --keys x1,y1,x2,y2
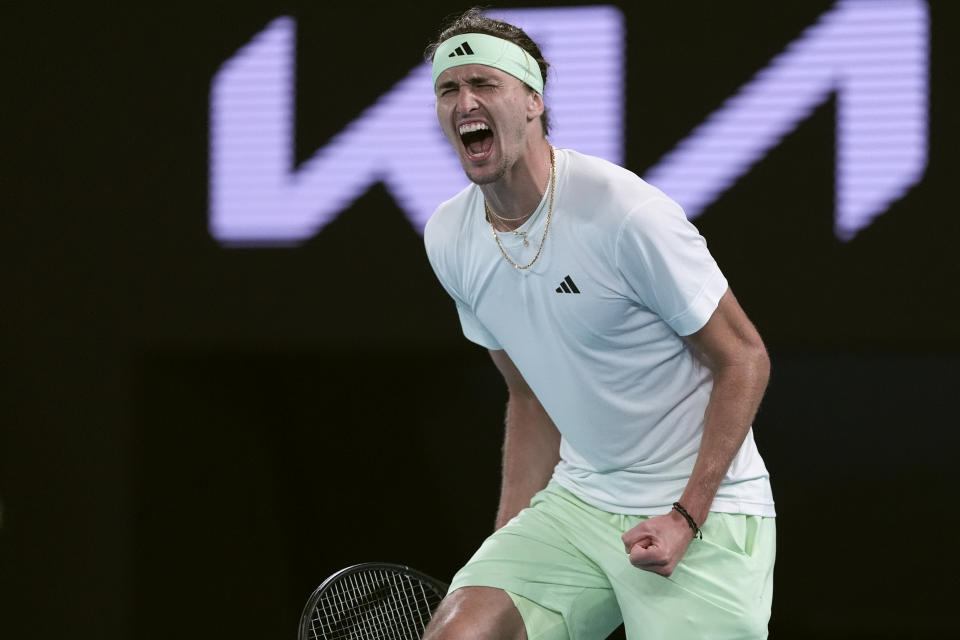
[{"x1": 298, "y1": 562, "x2": 449, "y2": 640}]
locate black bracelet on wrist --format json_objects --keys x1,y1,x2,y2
[{"x1": 672, "y1": 502, "x2": 703, "y2": 540}]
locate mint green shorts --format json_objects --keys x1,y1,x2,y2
[{"x1": 449, "y1": 482, "x2": 775, "y2": 640}]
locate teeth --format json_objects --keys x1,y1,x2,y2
[{"x1": 458, "y1": 122, "x2": 490, "y2": 135}]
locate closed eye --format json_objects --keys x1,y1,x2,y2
[
  {"x1": 436, "y1": 81, "x2": 458, "y2": 97},
  {"x1": 436, "y1": 79, "x2": 499, "y2": 97}
]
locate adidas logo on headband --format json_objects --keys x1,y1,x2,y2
[
  {"x1": 448, "y1": 41, "x2": 475, "y2": 57},
  {"x1": 433, "y1": 33, "x2": 544, "y2": 94}
]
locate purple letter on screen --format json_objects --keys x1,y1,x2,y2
[
  {"x1": 642, "y1": 0, "x2": 929, "y2": 240},
  {"x1": 209, "y1": 7, "x2": 624, "y2": 246}
]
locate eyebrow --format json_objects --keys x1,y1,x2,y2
[{"x1": 436, "y1": 75, "x2": 498, "y2": 92}]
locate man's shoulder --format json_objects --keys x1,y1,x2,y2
[
  {"x1": 560, "y1": 148, "x2": 677, "y2": 218},
  {"x1": 424, "y1": 183, "x2": 478, "y2": 248},
  {"x1": 563, "y1": 148, "x2": 668, "y2": 197}
]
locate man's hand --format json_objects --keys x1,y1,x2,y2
[{"x1": 621, "y1": 510, "x2": 696, "y2": 577}]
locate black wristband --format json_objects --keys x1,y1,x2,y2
[{"x1": 672, "y1": 502, "x2": 703, "y2": 540}]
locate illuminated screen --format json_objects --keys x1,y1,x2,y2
[
  {"x1": 209, "y1": 0, "x2": 928, "y2": 246},
  {"x1": 209, "y1": 6, "x2": 624, "y2": 245}
]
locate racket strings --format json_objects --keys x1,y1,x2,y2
[
  {"x1": 313, "y1": 573, "x2": 438, "y2": 639},
  {"x1": 309, "y1": 568, "x2": 445, "y2": 639}
]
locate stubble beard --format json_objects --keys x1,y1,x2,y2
[{"x1": 465, "y1": 157, "x2": 509, "y2": 185}]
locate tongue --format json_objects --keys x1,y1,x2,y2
[{"x1": 467, "y1": 135, "x2": 493, "y2": 157}]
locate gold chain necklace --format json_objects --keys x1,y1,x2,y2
[
  {"x1": 485, "y1": 146, "x2": 555, "y2": 270},
  {"x1": 485, "y1": 205, "x2": 531, "y2": 245}
]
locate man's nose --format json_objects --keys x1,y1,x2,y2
[{"x1": 456, "y1": 87, "x2": 479, "y2": 115}]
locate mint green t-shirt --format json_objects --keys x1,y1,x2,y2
[{"x1": 425, "y1": 148, "x2": 774, "y2": 517}]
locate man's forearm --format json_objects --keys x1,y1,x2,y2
[
  {"x1": 495, "y1": 393, "x2": 561, "y2": 529},
  {"x1": 678, "y1": 351, "x2": 770, "y2": 527}
]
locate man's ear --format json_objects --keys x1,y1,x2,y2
[{"x1": 526, "y1": 90, "x2": 545, "y2": 122}]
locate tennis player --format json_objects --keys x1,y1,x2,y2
[{"x1": 422, "y1": 9, "x2": 775, "y2": 639}]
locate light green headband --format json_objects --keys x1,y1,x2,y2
[{"x1": 432, "y1": 33, "x2": 544, "y2": 95}]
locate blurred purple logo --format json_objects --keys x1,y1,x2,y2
[
  {"x1": 209, "y1": 7, "x2": 624, "y2": 246},
  {"x1": 644, "y1": 0, "x2": 929, "y2": 240},
  {"x1": 210, "y1": 1, "x2": 928, "y2": 246}
]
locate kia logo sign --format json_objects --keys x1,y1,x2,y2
[{"x1": 209, "y1": 2, "x2": 928, "y2": 246}]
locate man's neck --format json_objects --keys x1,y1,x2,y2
[{"x1": 481, "y1": 140, "x2": 552, "y2": 229}]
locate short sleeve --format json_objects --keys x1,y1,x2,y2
[
  {"x1": 615, "y1": 197, "x2": 728, "y2": 336},
  {"x1": 424, "y1": 221, "x2": 502, "y2": 350},
  {"x1": 454, "y1": 301, "x2": 501, "y2": 350}
]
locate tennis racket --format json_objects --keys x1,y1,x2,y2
[{"x1": 299, "y1": 562, "x2": 449, "y2": 640}]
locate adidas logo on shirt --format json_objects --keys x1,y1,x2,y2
[
  {"x1": 555, "y1": 275, "x2": 581, "y2": 294},
  {"x1": 448, "y1": 42, "x2": 476, "y2": 57}
]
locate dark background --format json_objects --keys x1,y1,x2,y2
[{"x1": 3, "y1": 1, "x2": 958, "y2": 638}]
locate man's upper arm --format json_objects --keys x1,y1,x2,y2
[
  {"x1": 683, "y1": 288, "x2": 769, "y2": 373},
  {"x1": 488, "y1": 349, "x2": 536, "y2": 398}
]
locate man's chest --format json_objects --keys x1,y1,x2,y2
[{"x1": 467, "y1": 247, "x2": 657, "y2": 349}]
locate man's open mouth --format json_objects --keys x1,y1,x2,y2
[{"x1": 459, "y1": 122, "x2": 494, "y2": 159}]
